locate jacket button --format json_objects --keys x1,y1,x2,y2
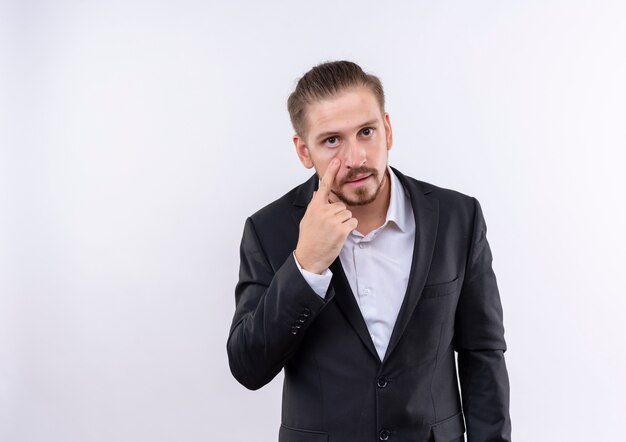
[
  {"x1": 379, "y1": 429, "x2": 391, "y2": 440},
  {"x1": 301, "y1": 307, "x2": 311, "y2": 317},
  {"x1": 290, "y1": 325, "x2": 299, "y2": 335},
  {"x1": 377, "y1": 376, "x2": 388, "y2": 388}
]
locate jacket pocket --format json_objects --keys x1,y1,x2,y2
[
  {"x1": 431, "y1": 411, "x2": 465, "y2": 441},
  {"x1": 422, "y1": 277, "x2": 459, "y2": 298},
  {"x1": 279, "y1": 424, "x2": 329, "y2": 442}
]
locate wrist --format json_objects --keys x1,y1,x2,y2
[{"x1": 294, "y1": 249, "x2": 326, "y2": 275}]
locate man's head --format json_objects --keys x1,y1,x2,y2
[
  {"x1": 288, "y1": 61, "x2": 393, "y2": 207},
  {"x1": 287, "y1": 61, "x2": 385, "y2": 139}
]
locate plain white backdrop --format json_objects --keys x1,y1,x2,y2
[{"x1": 2, "y1": 1, "x2": 625, "y2": 441}]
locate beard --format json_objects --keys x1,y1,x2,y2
[{"x1": 330, "y1": 166, "x2": 385, "y2": 206}]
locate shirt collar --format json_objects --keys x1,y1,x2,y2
[{"x1": 385, "y1": 165, "x2": 411, "y2": 233}]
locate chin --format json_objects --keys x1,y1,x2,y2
[{"x1": 335, "y1": 187, "x2": 378, "y2": 207}]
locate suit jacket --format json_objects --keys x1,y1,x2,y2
[{"x1": 227, "y1": 167, "x2": 511, "y2": 442}]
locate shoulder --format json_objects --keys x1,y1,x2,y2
[
  {"x1": 240, "y1": 176, "x2": 316, "y2": 265},
  {"x1": 392, "y1": 167, "x2": 477, "y2": 210},
  {"x1": 391, "y1": 168, "x2": 484, "y2": 234},
  {"x1": 249, "y1": 175, "x2": 314, "y2": 219},
  {"x1": 243, "y1": 174, "x2": 316, "y2": 242},
  {"x1": 395, "y1": 171, "x2": 489, "y2": 255}
]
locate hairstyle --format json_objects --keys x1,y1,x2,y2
[{"x1": 287, "y1": 60, "x2": 385, "y2": 139}]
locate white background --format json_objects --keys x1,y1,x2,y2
[{"x1": 2, "y1": 1, "x2": 625, "y2": 441}]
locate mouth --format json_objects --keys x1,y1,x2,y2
[{"x1": 345, "y1": 174, "x2": 372, "y2": 186}]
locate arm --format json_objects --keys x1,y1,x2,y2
[
  {"x1": 227, "y1": 217, "x2": 333, "y2": 390},
  {"x1": 228, "y1": 159, "x2": 355, "y2": 390},
  {"x1": 454, "y1": 198, "x2": 512, "y2": 441}
]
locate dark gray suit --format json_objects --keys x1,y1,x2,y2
[{"x1": 227, "y1": 167, "x2": 511, "y2": 441}]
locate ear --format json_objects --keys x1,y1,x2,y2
[
  {"x1": 293, "y1": 134, "x2": 314, "y2": 169},
  {"x1": 384, "y1": 112, "x2": 393, "y2": 151}
]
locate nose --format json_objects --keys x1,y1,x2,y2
[{"x1": 341, "y1": 138, "x2": 366, "y2": 169}]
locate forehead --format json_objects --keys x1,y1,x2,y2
[{"x1": 305, "y1": 86, "x2": 383, "y2": 137}]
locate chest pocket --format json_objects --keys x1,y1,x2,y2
[
  {"x1": 279, "y1": 425, "x2": 328, "y2": 442},
  {"x1": 421, "y1": 276, "x2": 459, "y2": 298}
]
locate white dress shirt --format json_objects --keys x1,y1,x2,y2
[{"x1": 293, "y1": 166, "x2": 416, "y2": 360}]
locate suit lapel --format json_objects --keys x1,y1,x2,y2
[
  {"x1": 290, "y1": 174, "x2": 316, "y2": 226},
  {"x1": 329, "y1": 258, "x2": 381, "y2": 362},
  {"x1": 382, "y1": 167, "x2": 439, "y2": 364}
]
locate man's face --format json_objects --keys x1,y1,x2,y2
[{"x1": 293, "y1": 86, "x2": 393, "y2": 207}]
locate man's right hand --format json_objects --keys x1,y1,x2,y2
[{"x1": 294, "y1": 158, "x2": 358, "y2": 274}]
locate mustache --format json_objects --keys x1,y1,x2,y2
[{"x1": 341, "y1": 166, "x2": 378, "y2": 185}]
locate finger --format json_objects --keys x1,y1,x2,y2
[
  {"x1": 317, "y1": 158, "x2": 341, "y2": 201},
  {"x1": 328, "y1": 201, "x2": 347, "y2": 214},
  {"x1": 335, "y1": 209, "x2": 352, "y2": 223},
  {"x1": 343, "y1": 217, "x2": 358, "y2": 231}
]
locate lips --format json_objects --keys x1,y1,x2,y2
[{"x1": 346, "y1": 174, "x2": 371, "y2": 183}]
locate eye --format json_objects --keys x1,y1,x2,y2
[
  {"x1": 324, "y1": 136, "x2": 339, "y2": 147},
  {"x1": 361, "y1": 127, "x2": 374, "y2": 136}
]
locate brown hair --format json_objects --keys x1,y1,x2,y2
[{"x1": 287, "y1": 60, "x2": 385, "y2": 138}]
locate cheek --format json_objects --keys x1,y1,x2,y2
[
  {"x1": 319, "y1": 148, "x2": 339, "y2": 160},
  {"x1": 310, "y1": 160, "x2": 329, "y2": 179},
  {"x1": 311, "y1": 152, "x2": 338, "y2": 171},
  {"x1": 309, "y1": 146, "x2": 336, "y2": 162}
]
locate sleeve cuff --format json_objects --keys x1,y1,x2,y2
[{"x1": 292, "y1": 251, "x2": 333, "y2": 299}]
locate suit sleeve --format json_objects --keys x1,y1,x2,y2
[
  {"x1": 227, "y1": 217, "x2": 334, "y2": 390},
  {"x1": 454, "y1": 198, "x2": 512, "y2": 441}
]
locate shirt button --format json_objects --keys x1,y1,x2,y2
[
  {"x1": 379, "y1": 429, "x2": 391, "y2": 440},
  {"x1": 363, "y1": 287, "x2": 370, "y2": 295},
  {"x1": 359, "y1": 243, "x2": 366, "y2": 249}
]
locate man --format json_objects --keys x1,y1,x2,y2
[{"x1": 227, "y1": 61, "x2": 511, "y2": 442}]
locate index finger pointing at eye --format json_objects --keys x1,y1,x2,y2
[{"x1": 317, "y1": 158, "x2": 340, "y2": 201}]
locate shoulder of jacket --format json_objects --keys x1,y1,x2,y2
[
  {"x1": 394, "y1": 168, "x2": 476, "y2": 207},
  {"x1": 247, "y1": 176, "x2": 312, "y2": 224}
]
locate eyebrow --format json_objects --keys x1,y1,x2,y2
[{"x1": 315, "y1": 119, "x2": 379, "y2": 142}]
